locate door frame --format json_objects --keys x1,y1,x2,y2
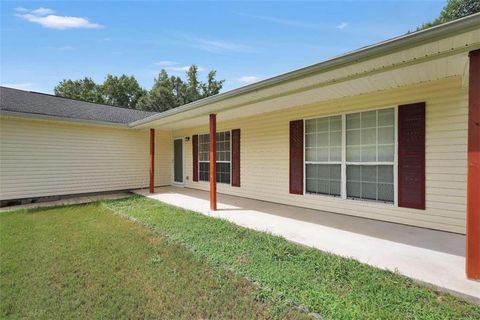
[{"x1": 172, "y1": 137, "x2": 185, "y2": 186}]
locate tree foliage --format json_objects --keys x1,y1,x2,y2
[
  {"x1": 418, "y1": 0, "x2": 480, "y2": 30},
  {"x1": 54, "y1": 78, "x2": 104, "y2": 104},
  {"x1": 54, "y1": 65, "x2": 224, "y2": 112},
  {"x1": 101, "y1": 75, "x2": 146, "y2": 108},
  {"x1": 137, "y1": 65, "x2": 224, "y2": 112}
]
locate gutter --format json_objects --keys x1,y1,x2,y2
[
  {"x1": 0, "y1": 110, "x2": 131, "y2": 128},
  {"x1": 129, "y1": 13, "x2": 480, "y2": 128}
]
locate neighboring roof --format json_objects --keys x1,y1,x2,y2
[
  {"x1": 0, "y1": 86, "x2": 157, "y2": 126},
  {"x1": 130, "y1": 12, "x2": 480, "y2": 128}
]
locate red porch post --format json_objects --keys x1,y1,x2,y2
[
  {"x1": 209, "y1": 114, "x2": 217, "y2": 210},
  {"x1": 467, "y1": 49, "x2": 480, "y2": 280},
  {"x1": 149, "y1": 128, "x2": 155, "y2": 194}
]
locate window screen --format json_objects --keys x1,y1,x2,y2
[{"x1": 346, "y1": 165, "x2": 394, "y2": 202}]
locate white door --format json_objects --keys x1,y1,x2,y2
[{"x1": 173, "y1": 138, "x2": 184, "y2": 185}]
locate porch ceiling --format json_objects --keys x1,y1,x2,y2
[
  {"x1": 132, "y1": 21, "x2": 479, "y2": 130},
  {"x1": 147, "y1": 53, "x2": 470, "y2": 130}
]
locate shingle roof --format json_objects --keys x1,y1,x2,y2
[{"x1": 0, "y1": 86, "x2": 158, "y2": 125}]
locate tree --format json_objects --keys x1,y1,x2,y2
[
  {"x1": 185, "y1": 65, "x2": 201, "y2": 103},
  {"x1": 102, "y1": 75, "x2": 146, "y2": 108},
  {"x1": 54, "y1": 77, "x2": 104, "y2": 104},
  {"x1": 201, "y1": 70, "x2": 224, "y2": 98},
  {"x1": 54, "y1": 65, "x2": 225, "y2": 111},
  {"x1": 137, "y1": 65, "x2": 224, "y2": 112},
  {"x1": 418, "y1": 0, "x2": 480, "y2": 30},
  {"x1": 137, "y1": 70, "x2": 176, "y2": 112}
]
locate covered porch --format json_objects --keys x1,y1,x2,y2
[
  {"x1": 138, "y1": 17, "x2": 480, "y2": 298},
  {"x1": 135, "y1": 186, "x2": 480, "y2": 302}
]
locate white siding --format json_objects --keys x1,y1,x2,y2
[
  {"x1": 0, "y1": 117, "x2": 171, "y2": 200},
  {"x1": 0, "y1": 77, "x2": 468, "y2": 233},
  {"x1": 174, "y1": 77, "x2": 468, "y2": 234}
]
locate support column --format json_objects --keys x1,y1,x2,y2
[
  {"x1": 467, "y1": 49, "x2": 480, "y2": 280},
  {"x1": 149, "y1": 128, "x2": 155, "y2": 194},
  {"x1": 209, "y1": 114, "x2": 217, "y2": 210}
]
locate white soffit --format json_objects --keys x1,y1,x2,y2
[
  {"x1": 132, "y1": 18, "x2": 479, "y2": 130},
  {"x1": 146, "y1": 52, "x2": 469, "y2": 130}
]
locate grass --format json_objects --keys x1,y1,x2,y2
[
  {"x1": 0, "y1": 202, "x2": 307, "y2": 319},
  {"x1": 1, "y1": 197, "x2": 479, "y2": 319},
  {"x1": 103, "y1": 196, "x2": 480, "y2": 320}
]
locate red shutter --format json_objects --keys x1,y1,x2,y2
[
  {"x1": 289, "y1": 120, "x2": 304, "y2": 195},
  {"x1": 231, "y1": 129, "x2": 241, "y2": 187},
  {"x1": 398, "y1": 102, "x2": 426, "y2": 209},
  {"x1": 192, "y1": 135, "x2": 198, "y2": 182}
]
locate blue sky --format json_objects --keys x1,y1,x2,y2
[{"x1": 1, "y1": 1, "x2": 446, "y2": 94}]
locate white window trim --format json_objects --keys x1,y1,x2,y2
[
  {"x1": 197, "y1": 130, "x2": 233, "y2": 184},
  {"x1": 303, "y1": 106, "x2": 398, "y2": 206}
]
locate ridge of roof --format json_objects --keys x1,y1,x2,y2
[
  {"x1": 0, "y1": 86, "x2": 156, "y2": 113},
  {"x1": 0, "y1": 86, "x2": 158, "y2": 125}
]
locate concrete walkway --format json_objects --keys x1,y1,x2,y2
[{"x1": 135, "y1": 186, "x2": 480, "y2": 303}]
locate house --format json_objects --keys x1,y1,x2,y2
[{"x1": 1, "y1": 13, "x2": 479, "y2": 281}]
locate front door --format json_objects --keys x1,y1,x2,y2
[{"x1": 173, "y1": 138, "x2": 184, "y2": 185}]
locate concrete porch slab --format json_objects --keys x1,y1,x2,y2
[
  {"x1": 0, "y1": 192, "x2": 132, "y2": 213},
  {"x1": 134, "y1": 186, "x2": 480, "y2": 302}
]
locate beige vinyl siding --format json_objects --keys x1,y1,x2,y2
[
  {"x1": 155, "y1": 129, "x2": 172, "y2": 187},
  {"x1": 0, "y1": 117, "x2": 171, "y2": 200},
  {"x1": 174, "y1": 77, "x2": 468, "y2": 234}
]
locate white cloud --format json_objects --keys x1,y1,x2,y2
[
  {"x1": 154, "y1": 60, "x2": 206, "y2": 73},
  {"x1": 16, "y1": 7, "x2": 103, "y2": 30},
  {"x1": 1, "y1": 82, "x2": 37, "y2": 91},
  {"x1": 31, "y1": 8, "x2": 55, "y2": 16},
  {"x1": 165, "y1": 65, "x2": 205, "y2": 73},
  {"x1": 239, "y1": 13, "x2": 324, "y2": 29},
  {"x1": 173, "y1": 33, "x2": 254, "y2": 53},
  {"x1": 236, "y1": 76, "x2": 261, "y2": 84},
  {"x1": 47, "y1": 45, "x2": 75, "y2": 51},
  {"x1": 192, "y1": 37, "x2": 253, "y2": 53},
  {"x1": 336, "y1": 22, "x2": 349, "y2": 30},
  {"x1": 155, "y1": 60, "x2": 178, "y2": 67}
]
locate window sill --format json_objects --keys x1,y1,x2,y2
[{"x1": 303, "y1": 192, "x2": 396, "y2": 208}]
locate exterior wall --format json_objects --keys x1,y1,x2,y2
[
  {"x1": 174, "y1": 77, "x2": 468, "y2": 234},
  {"x1": 0, "y1": 117, "x2": 171, "y2": 200},
  {"x1": 155, "y1": 129, "x2": 172, "y2": 188}
]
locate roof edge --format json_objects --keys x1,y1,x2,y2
[
  {"x1": 0, "y1": 86, "x2": 153, "y2": 113},
  {"x1": 0, "y1": 110, "x2": 130, "y2": 128},
  {"x1": 130, "y1": 12, "x2": 480, "y2": 128}
]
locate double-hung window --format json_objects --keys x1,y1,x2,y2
[
  {"x1": 346, "y1": 109, "x2": 395, "y2": 203},
  {"x1": 198, "y1": 131, "x2": 231, "y2": 184},
  {"x1": 305, "y1": 115, "x2": 342, "y2": 196},
  {"x1": 305, "y1": 107, "x2": 396, "y2": 204}
]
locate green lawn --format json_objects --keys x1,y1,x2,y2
[
  {"x1": 0, "y1": 202, "x2": 306, "y2": 319},
  {"x1": 1, "y1": 196, "x2": 479, "y2": 319}
]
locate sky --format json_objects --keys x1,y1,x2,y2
[{"x1": 1, "y1": 0, "x2": 446, "y2": 94}]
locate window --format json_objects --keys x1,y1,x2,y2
[
  {"x1": 304, "y1": 108, "x2": 395, "y2": 204},
  {"x1": 199, "y1": 134, "x2": 210, "y2": 181},
  {"x1": 346, "y1": 109, "x2": 394, "y2": 203},
  {"x1": 198, "y1": 131, "x2": 231, "y2": 184},
  {"x1": 305, "y1": 115, "x2": 342, "y2": 196}
]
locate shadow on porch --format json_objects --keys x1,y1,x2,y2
[{"x1": 134, "y1": 186, "x2": 479, "y2": 302}]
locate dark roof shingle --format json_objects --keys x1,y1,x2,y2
[{"x1": 0, "y1": 86, "x2": 157, "y2": 125}]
